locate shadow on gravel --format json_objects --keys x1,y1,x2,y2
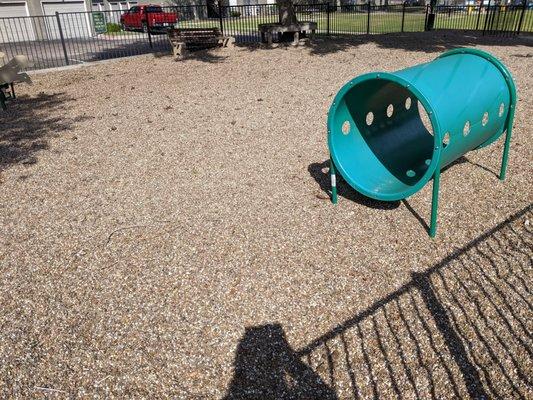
[
  {"x1": 307, "y1": 31, "x2": 533, "y2": 56},
  {"x1": 309, "y1": 155, "x2": 500, "y2": 232},
  {"x1": 224, "y1": 324, "x2": 337, "y2": 400},
  {"x1": 0, "y1": 92, "x2": 83, "y2": 172},
  {"x1": 225, "y1": 204, "x2": 533, "y2": 399},
  {"x1": 311, "y1": 31, "x2": 533, "y2": 55},
  {"x1": 99, "y1": 31, "x2": 533, "y2": 63},
  {"x1": 153, "y1": 47, "x2": 228, "y2": 63},
  {"x1": 308, "y1": 160, "x2": 400, "y2": 210},
  {"x1": 89, "y1": 30, "x2": 527, "y2": 64},
  {"x1": 234, "y1": 31, "x2": 533, "y2": 57}
]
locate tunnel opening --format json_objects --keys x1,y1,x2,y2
[{"x1": 328, "y1": 77, "x2": 439, "y2": 201}]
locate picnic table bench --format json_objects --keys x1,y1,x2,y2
[{"x1": 167, "y1": 27, "x2": 234, "y2": 58}]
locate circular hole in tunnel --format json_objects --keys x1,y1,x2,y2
[
  {"x1": 342, "y1": 120, "x2": 351, "y2": 135},
  {"x1": 405, "y1": 97, "x2": 412, "y2": 110},
  {"x1": 463, "y1": 121, "x2": 471, "y2": 137},
  {"x1": 406, "y1": 170, "x2": 416, "y2": 178},
  {"x1": 443, "y1": 132, "x2": 450, "y2": 148},
  {"x1": 387, "y1": 104, "x2": 394, "y2": 118},
  {"x1": 482, "y1": 112, "x2": 489, "y2": 126},
  {"x1": 366, "y1": 112, "x2": 374, "y2": 126},
  {"x1": 417, "y1": 100, "x2": 433, "y2": 136},
  {"x1": 499, "y1": 103, "x2": 505, "y2": 117}
]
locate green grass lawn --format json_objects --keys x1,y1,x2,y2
[
  {"x1": 175, "y1": 12, "x2": 424, "y2": 35},
  {"x1": 176, "y1": 9, "x2": 532, "y2": 35},
  {"x1": 317, "y1": 11, "x2": 428, "y2": 33}
]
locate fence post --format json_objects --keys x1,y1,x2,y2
[
  {"x1": 55, "y1": 12, "x2": 69, "y2": 66},
  {"x1": 146, "y1": 10, "x2": 153, "y2": 48},
  {"x1": 326, "y1": 2, "x2": 330, "y2": 35},
  {"x1": 515, "y1": 0, "x2": 527, "y2": 35},
  {"x1": 218, "y1": 1, "x2": 224, "y2": 35},
  {"x1": 475, "y1": 3, "x2": 482, "y2": 30},
  {"x1": 367, "y1": 2, "x2": 371, "y2": 34},
  {"x1": 401, "y1": 2, "x2": 406, "y2": 32},
  {"x1": 483, "y1": 0, "x2": 491, "y2": 35},
  {"x1": 424, "y1": 5, "x2": 429, "y2": 30},
  {"x1": 494, "y1": 4, "x2": 501, "y2": 33}
]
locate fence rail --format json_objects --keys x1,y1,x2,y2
[{"x1": 0, "y1": 3, "x2": 531, "y2": 71}]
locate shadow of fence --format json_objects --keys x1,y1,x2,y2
[{"x1": 225, "y1": 204, "x2": 533, "y2": 399}]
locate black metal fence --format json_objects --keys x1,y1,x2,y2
[
  {"x1": 0, "y1": 3, "x2": 531, "y2": 71},
  {"x1": 433, "y1": 3, "x2": 533, "y2": 35}
]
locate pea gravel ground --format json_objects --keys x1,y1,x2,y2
[{"x1": 1, "y1": 32, "x2": 532, "y2": 399}]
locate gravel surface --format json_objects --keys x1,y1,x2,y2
[{"x1": 1, "y1": 31, "x2": 532, "y2": 398}]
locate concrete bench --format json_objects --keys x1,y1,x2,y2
[{"x1": 258, "y1": 22, "x2": 317, "y2": 46}]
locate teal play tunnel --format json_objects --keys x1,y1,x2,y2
[{"x1": 327, "y1": 48, "x2": 516, "y2": 236}]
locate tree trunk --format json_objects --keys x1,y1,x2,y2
[
  {"x1": 206, "y1": 0, "x2": 219, "y2": 18},
  {"x1": 277, "y1": 0, "x2": 298, "y2": 25}
]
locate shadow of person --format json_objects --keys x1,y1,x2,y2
[
  {"x1": 308, "y1": 160, "x2": 400, "y2": 210},
  {"x1": 224, "y1": 324, "x2": 337, "y2": 400}
]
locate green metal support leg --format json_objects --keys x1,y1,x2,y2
[
  {"x1": 429, "y1": 168, "x2": 440, "y2": 238},
  {"x1": 330, "y1": 157, "x2": 337, "y2": 204},
  {"x1": 499, "y1": 105, "x2": 514, "y2": 181}
]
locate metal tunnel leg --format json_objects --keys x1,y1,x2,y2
[
  {"x1": 330, "y1": 157, "x2": 337, "y2": 204},
  {"x1": 429, "y1": 168, "x2": 440, "y2": 238},
  {"x1": 499, "y1": 113, "x2": 514, "y2": 181}
]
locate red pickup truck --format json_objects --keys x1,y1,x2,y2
[{"x1": 120, "y1": 5, "x2": 177, "y2": 33}]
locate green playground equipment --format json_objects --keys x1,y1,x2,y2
[{"x1": 327, "y1": 48, "x2": 516, "y2": 237}]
